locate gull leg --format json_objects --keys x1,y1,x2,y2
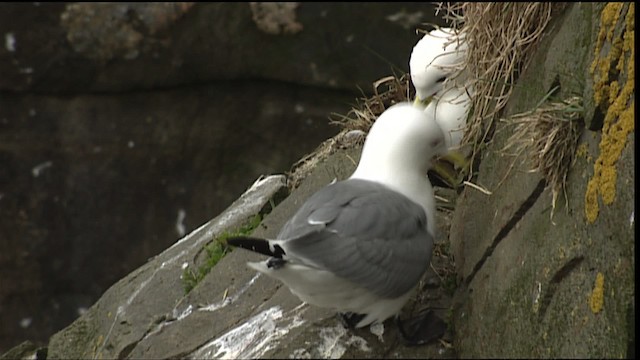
[{"x1": 338, "y1": 312, "x2": 366, "y2": 329}]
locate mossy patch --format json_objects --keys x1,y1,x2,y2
[
  {"x1": 585, "y1": 3, "x2": 635, "y2": 223},
  {"x1": 181, "y1": 214, "x2": 262, "y2": 294}
]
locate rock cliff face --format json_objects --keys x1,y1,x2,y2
[
  {"x1": 2, "y1": 2, "x2": 634, "y2": 359},
  {"x1": 0, "y1": 2, "x2": 438, "y2": 93},
  {"x1": 449, "y1": 3, "x2": 634, "y2": 357},
  {"x1": 0, "y1": 2, "x2": 444, "y2": 353}
]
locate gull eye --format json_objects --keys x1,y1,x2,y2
[{"x1": 436, "y1": 76, "x2": 447, "y2": 83}]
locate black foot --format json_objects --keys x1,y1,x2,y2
[
  {"x1": 395, "y1": 310, "x2": 447, "y2": 346},
  {"x1": 266, "y1": 257, "x2": 286, "y2": 269},
  {"x1": 338, "y1": 312, "x2": 366, "y2": 329}
]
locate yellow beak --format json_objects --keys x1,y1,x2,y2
[
  {"x1": 431, "y1": 150, "x2": 470, "y2": 189},
  {"x1": 413, "y1": 95, "x2": 433, "y2": 108},
  {"x1": 440, "y1": 150, "x2": 468, "y2": 170}
]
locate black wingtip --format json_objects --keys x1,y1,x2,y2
[{"x1": 226, "y1": 236, "x2": 285, "y2": 258}]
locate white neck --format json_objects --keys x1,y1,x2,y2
[{"x1": 351, "y1": 158, "x2": 437, "y2": 237}]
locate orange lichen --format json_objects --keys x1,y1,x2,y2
[
  {"x1": 585, "y1": 3, "x2": 634, "y2": 223},
  {"x1": 589, "y1": 272, "x2": 605, "y2": 314}
]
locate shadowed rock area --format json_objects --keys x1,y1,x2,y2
[
  {"x1": 44, "y1": 148, "x2": 458, "y2": 359},
  {"x1": 1, "y1": 2, "x2": 438, "y2": 93},
  {"x1": 2, "y1": 2, "x2": 634, "y2": 359},
  {"x1": 0, "y1": 2, "x2": 446, "y2": 353},
  {"x1": 0, "y1": 81, "x2": 352, "y2": 351}
]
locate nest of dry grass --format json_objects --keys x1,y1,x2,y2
[
  {"x1": 438, "y1": 2, "x2": 562, "y2": 162},
  {"x1": 499, "y1": 94, "x2": 584, "y2": 219},
  {"x1": 330, "y1": 74, "x2": 413, "y2": 133}
]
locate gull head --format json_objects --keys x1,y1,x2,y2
[
  {"x1": 352, "y1": 102, "x2": 446, "y2": 181},
  {"x1": 409, "y1": 27, "x2": 467, "y2": 103}
]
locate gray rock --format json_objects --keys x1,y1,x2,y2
[
  {"x1": 9, "y1": 2, "x2": 634, "y2": 358},
  {"x1": 449, "y1": 3, "x2": 634, "y2": 357},
  {"x1": 0, "y1": 340, "x2": 46, "y2": 360},
  {"x1": 0, "y1": 80, "x2": 351, "y2": 353},
  {"x1": 0, "y1": 1, "x2": 451, "y2": 354},
  {"x1": 46, "y1": 174, "x2": 287, "y2": 359},
  {"x1": 46, "y1": 147, "x2": 457, "y2": 359},
  {"x1": 0, "y1": 3, "x2": 444, "y2": 93}
]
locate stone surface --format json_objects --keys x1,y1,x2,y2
[
  {"x1": 0, "y1": 81, "x2": 351, "y2": 353},
  {"x1": 0, "y1": 2, "x2": 443, "y2": 93},
  {"x1": 5, "y1": 2, "x2": 633, "y2": 358},
  {"x1": 449, "y1": 3, "x2": 634, "y2": 358},
  {"x1": 44, "y1": 147, "x2": 458, "y2": 359},
  {"x1": 0, "y1": 2, "x2": 447, "y2": 352},
  {"x1": 46, "y1": 174, "x2": 288, "y2": 359},
  {"x1": 0, "y1": 340, "x2": 46, "y2": 360}
]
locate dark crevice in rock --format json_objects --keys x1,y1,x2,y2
[
  {"x1": 537, "y1": 256, "x2": 584, "y2": 320},
  {"x1": 627, "y1": 303, "x2": 635, "y2": 358},
  {"x1": 117, "y1": 341, "x2": 137, "y2": 360},
  {"x1": 464, "y1": 179, "x2": 547, "y2": 286},
  {"x1": 116, "y1": 308, "x2": 187, "y2": 358}
]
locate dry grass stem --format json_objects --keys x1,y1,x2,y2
[
  {"x1": 500, "y1": 96, "x2": 584, "y2": 219},
  {"x1": 438, "y1": 2, "x2": 561, "y2": 167},
  {"x1": 463, "y1": 180, "x2": 493, "y2": 195},
  {"x1": 287, "y1": 75, "x2": 412, "y2": 189},
  {"x1": 330, "y1": 74, "x2": 412, "y2": 132},
  {"x1": 290, "y1": 2, "x2": 565, "y2": 210}
]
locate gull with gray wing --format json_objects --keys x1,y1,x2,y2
[{"x1": 228, "y1": 102, "x2": 447, "y2": 344}]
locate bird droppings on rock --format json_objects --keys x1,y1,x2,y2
[
  {"x1": 317, "y1": 324, "x2": 371, "y2": 359},
  {"x1": 197, "y1": 273, "x2": 261, "y2": 313},
  {"x1": 189, "y1": 305, "x2": 306, "y2": 359}
]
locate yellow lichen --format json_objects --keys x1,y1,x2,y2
[
  {"x1": 605, "y1": 3, "x2": 624, "y2": 42},
  {"x1": 599, "y1": 165, "x2": 617, "y2": 204},
  {"x1": 575, "y1": 143, "x2": 589, "y2": 159},
  {"x1": 590, "y1": 3, "x2": 624, "y2": 75},
  {"x1": 608, "y1": 81, "x2": 620, "y2": 103},
  {"x1": 585, "y1": 178, "x2": 600, "y2": 223},
  {"x1": 585, "y1": 3, "x2": 634, "y2": 223},
  {"x1": 589, "y1": 272, "x2": 605, "y2": 313}
]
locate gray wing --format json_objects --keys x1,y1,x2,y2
[{"x1": 278, "y1": 179, "x2": 433, "y2": 299}]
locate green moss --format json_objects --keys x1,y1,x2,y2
[{"x1": 182, "y1": 214, "x2": 262, "y2": 294}]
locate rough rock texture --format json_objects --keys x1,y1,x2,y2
[
  {"x1": 44, "y1": 148, "x2": 457, "y2": 359},
  {"x1": 0, "y1": 2, "x2": 441, "y2": 93},
  {"x1": 5, "y1": 2, "x2": 633, "y2": 359},
  {"x1": 0, "y1": 2, "x2": 445, "y2": 352},
  {"x1": 449, "y1": 3, "x2": 634, "y2": 358},
  {"x1": 0, "y1": 81, "x2": 351, "y2": 352},
  {"x1": 45, "y1": 174, "x2": 289, "y2": 359}
]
